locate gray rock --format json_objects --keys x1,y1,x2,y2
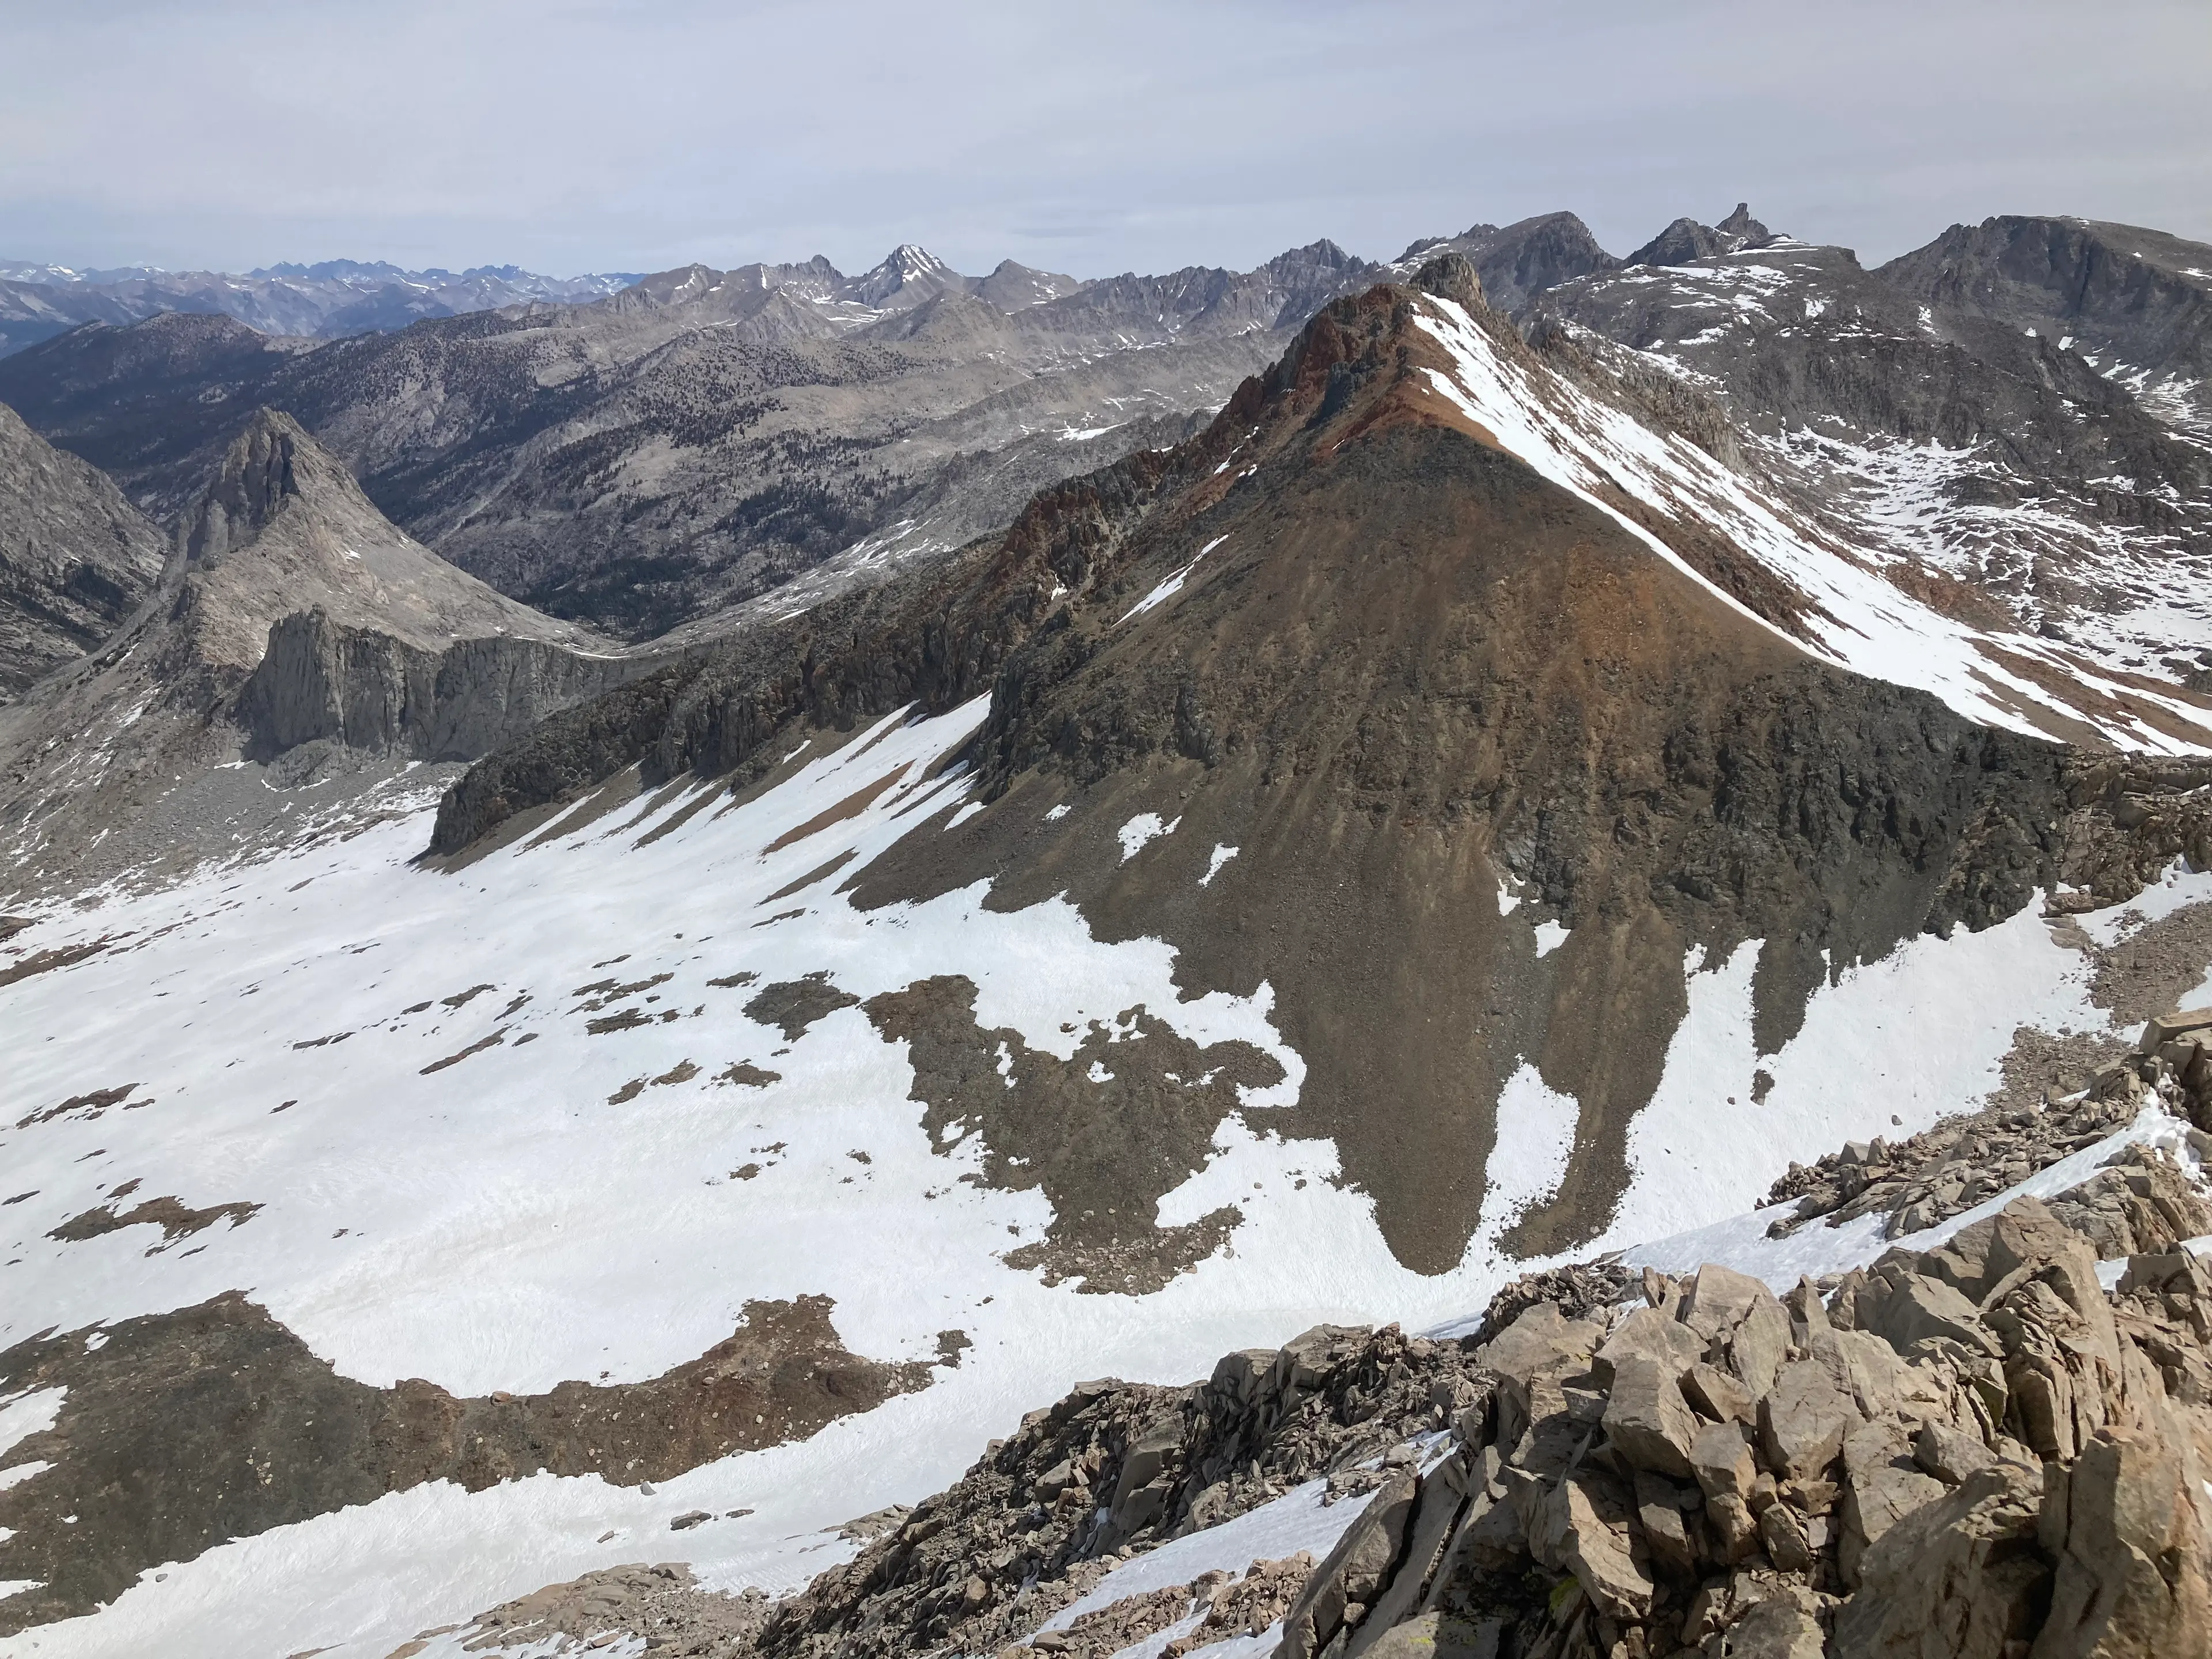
[
  {"x1": 1831, "y1": 1463, "x2": 2046, "y2": 1658},
  {"x1": 1602, "y1": 1355, "x2": 1700, "y2": 1479},
  {"x1": 1759, "y1": 1361, "x2": 1865, "y2": 1482},
  {"x1": 1679, "y1": 1264, "x2": 1793, "y2": 1395}
]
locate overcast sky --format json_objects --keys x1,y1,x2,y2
[{"x1": 3, "y1": 0, "x2": 2206, "y2": 280}]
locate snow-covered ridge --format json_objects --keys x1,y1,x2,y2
[{"x1": 1414, "y1": 296, "x2": 2212, "y2": 753}]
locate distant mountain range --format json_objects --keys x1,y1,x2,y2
[{"x1": 0, "y1": 257, "x2": 645, "y2": 354}]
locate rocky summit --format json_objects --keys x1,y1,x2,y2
[{"x1": 2, "y1": 202, "x2": 2211, "y2": 1659}]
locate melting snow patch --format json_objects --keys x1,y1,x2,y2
[
  {"x1": 0, "y1": 1387, "x2": 65, "y2": 1460},
  {"x1": 1046, "y1": 805, "x2": 1070, "y2": 821},
  {"x1": 1118, "y1": 813, "x2": 1180, "y2": 861},
  {"x1": 1495, "y1": 881, "x2": 1522, "y2": 916},
  {"x1": 1119, "y1": 537, "x2": 1226, "y2": 626},
  {"x1": 945, "y1": 802, "x2": 986, "y2": 831},
  {"x1": 0, "y1": 1462, "x2": 52, "y2": 1493},
  {"x1": 1476, "y1": 1065, "x2": 1577, "y2": 1241},
  {"x1": 1199, "y1": 844, "x2": 1240, "y2": 886},
  {"x1": 1040, "y1": 1480, "x2": 1362, "y2": 1631},
  {"x1": 1532, "y1": 921, "x2": 1568, "y2": 957}
]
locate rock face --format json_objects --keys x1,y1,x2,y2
[
  {"x1": 0, "y1": 407, "x2": 642, "y2": 895},
  {"x1": 1877, "y1": 216, "x2": 2212, "y2": 441},
  {"x1": 0, "y1": 399, "x2": 165, "y2": 695},
  {"x1": 237, "y1": 606, "x2": 642, "y2": 762}
]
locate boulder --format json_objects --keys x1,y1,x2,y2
[
  {"x1": 1914, "y1": 1421, "x2": 1997, "y2": 1486},
  {"x1": 1680, "y1": 1264, "x2": 1794, "y2": 1395},
  {"x1": 1759, "y1": 1359, "x2": 1865, "y2": 1482},
  {"x1": 1594, "y1": 1306, "x2": 1705, "y2": 1388},
  {"x1": 1631, "y1": 1467, "x2": 1697, "y2": 1574},
  {"x1": 1838, "y1": 1419, "x2": 1949, "y2": 1588},
  {"x1": 1529, "y1": 1469, "x2": 1653, "y2": 1620},
  {"x1": 1603, "y1": 1355, "x2": 1700, "y2": 1479},
  {"x1": 1717, "y1": 1596, "x2": 1826, "y2": 1658},
  {"x1": 1472, "y1": 1302, "x2": 1601, "y2": 1385},
  {"x1": 2036, "y1": 1428, "x2": 2212, "y2": 1658},
  {"x1": 1683, "y1": 1360, "x2": 1757, "y2": 1426},
  {"x1": 1855, "y1": 1267, "x2": 2003, "y2": 1359},
  {"x1": 1831, "y1": 1463, "x2": 2047, "y2": 1658}
]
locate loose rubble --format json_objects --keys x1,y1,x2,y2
[{"x1": 1765, "y1": 1010, "x2": 2212, "y2": 1240}]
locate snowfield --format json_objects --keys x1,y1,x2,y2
[{"x1": 0, "y1": 701, "x2": 2198, "y2": 1657}]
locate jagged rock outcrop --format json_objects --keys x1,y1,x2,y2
[
  {"x1": 415, "y1": 1120, "x2": 2212, "y2": 1659},
  {"x1": 0, "y1": 399, "x2": 165, "y2": 695},
  {"x1": 1877, "y1": 216, "x2": 2212, "y2": 439},
  {"x1": 1626, "y1": 204, "x2": 1777, "y2": 268},
  {"x1": 0, "y1": 407, "x2": 634, "y2": 895},
  {"x1": 1768, "y1": 1009, "x2": 2212, "y2": 1240}
]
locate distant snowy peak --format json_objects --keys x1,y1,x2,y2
[
  {"x1": 1626, "y1": 203, "x2": 1782, "y2": 267},
  {"x1": 845, "y1": 243, "x2": 969, "y2": 308}
]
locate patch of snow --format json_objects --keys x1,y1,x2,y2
[
  {"x1": 0, "y1": 1462, "x2": 52, "y2": 1493},
  {"x1": 1495, "y1": 881, "x2": 1521, "y2": 916},
  {"x1": 1040, "y1": 1480, "x2": 1362, "y2": 1631},
  {"x1": 1199, "y1": 845, "x2": 1239, "y2": 886},
  {"x1": 1046, "y1": 805, "x2": 1070, "y2": 822},
  {"x1": 1119, "y1": 538, "x2": 1227, "y2": 626},
  {"x1": 944, "y1": 802, "x2": 986, "y2": 831},
  {"x1": 1475, "y1": 1065, "x2": 1578, "y2": 1242},
  {"x1": 1118, "y1": 813, "x2": 1180, "y2": 862},
  {"x1": 1532, "y1": 921, "x2": 1568, "y2": 958},
  {"x1": 0, "y1": 1387, "x2": 65, "y2": 1461}
]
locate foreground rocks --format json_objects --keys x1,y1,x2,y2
[
  {"x1": 1764, "y1": 1012, "x2": 2212, "y2": 1240},
  {"x1": 410, "y1": 1137, "x2": 2212, "y2": 1658}
]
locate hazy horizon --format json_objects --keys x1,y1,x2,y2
[{"x1": 3, "y1": 0, "x2": 2206, "y2": 282}]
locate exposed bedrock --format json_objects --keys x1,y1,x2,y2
[
  {"x1": 0, "y1": 1291, "x2": 929, "y2": 1634},
  {"x1": 238, "y1": 605, "x2": 659, "y2": 762}
]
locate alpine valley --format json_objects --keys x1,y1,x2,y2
[{"x1": 5, "y1": 206, "x2": 2212, "y2": 1659}]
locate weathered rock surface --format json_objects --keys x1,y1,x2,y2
[{"x1": 0, "y1": 398, "x2": 166, "y2": 696}]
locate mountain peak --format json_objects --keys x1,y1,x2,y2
[
  {"x1": 183, "y1": 407, "x2": 325, "y2": 566},
  {"x1": 1628, "y1": 206, "x2": 1779, "y2": 267},
  {"x1": 849, "y1": 244, "x2": 961, "y2": 306}
]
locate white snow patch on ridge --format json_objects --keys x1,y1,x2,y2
[
  {"x1": 0, "y1": 1389, "x2": 65, "y2": 1463},
  {"x1": 1412, "y1": 297, "x2": 2212, "y2": 754},
  {"x1": 1118, "y1": 812, "x2": 1180, "y2": 861},
  {"x1": 1120, "y1": 537, "x2": 1226, "y2": 626}
]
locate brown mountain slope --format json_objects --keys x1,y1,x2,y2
[{"x1": 431, "y1": 266, "x2": 2078, "y2": 1270}]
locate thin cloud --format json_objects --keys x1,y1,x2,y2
[{"x1": 1, "y1": 0, "x2": 2205, "y2": 277}]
